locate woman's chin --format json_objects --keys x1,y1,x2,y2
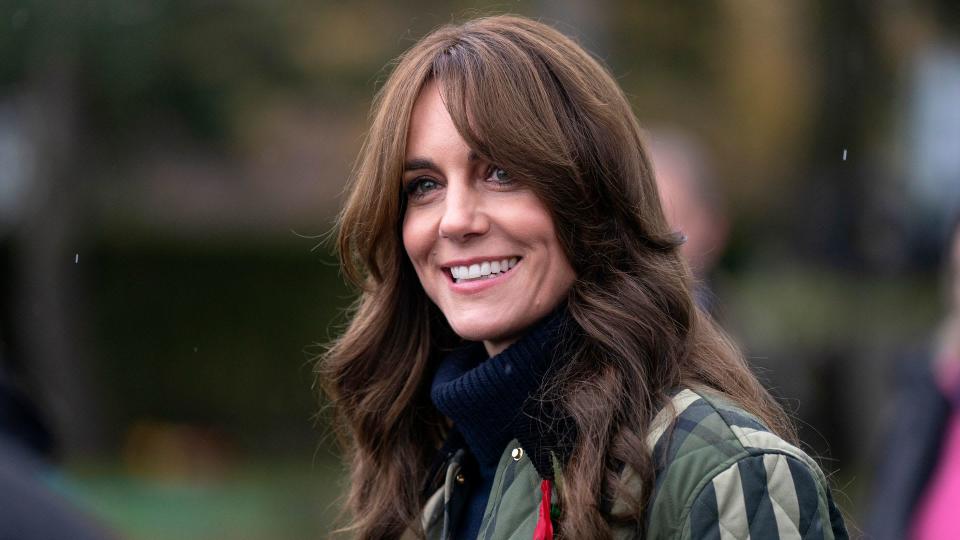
[{"x1": 448, "y1": 319, "x2": 519, "y2": 349}]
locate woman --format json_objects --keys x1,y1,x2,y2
[{"x1": 320, "y1": 15, "x2": 848, "y2": 539}]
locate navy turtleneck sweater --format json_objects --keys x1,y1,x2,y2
[{"x1": 430, "y1": 308, "x2": 574, "y2": 539}]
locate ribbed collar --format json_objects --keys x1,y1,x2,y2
[{"x1": 430, "y1": 307, "x2": 576, "y2": 479}]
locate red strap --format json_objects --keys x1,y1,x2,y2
[{"x1": 533, "y1": 479, "x2": 554, "y2": 540}]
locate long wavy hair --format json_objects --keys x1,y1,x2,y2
[{"x1": 319, "y1": 15, "x2": 795, "y2": 539}]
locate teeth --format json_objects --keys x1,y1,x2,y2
[{"x1": 450, "y1": 257, "x2": 520, "y2": 283}]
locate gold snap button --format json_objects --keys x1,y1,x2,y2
[
  {"x1": 455, "y1": 472, "x2": 465, "y2": 484},
  {"x1": 511, "y1": 447, "x2": 524, "y2": 461}
]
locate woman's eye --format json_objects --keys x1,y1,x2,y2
[
  {"x1": 405, "y1": 177, "x2": 440, "y2": 200},
  {"x1": 488, "y1": 166, "x2": 510, "y2": 184}
]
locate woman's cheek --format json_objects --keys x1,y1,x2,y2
[{"x1": 402, "y1": 212, "x2": 436, "y2": 276}]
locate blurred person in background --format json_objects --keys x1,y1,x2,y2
[
  {"x1": 648, "y1": 128, "x2": 730, "y2": 314},
  {"x1": 320, "y1": 15, "x2": 847, "y2": 539},
  {"x1": 0, "y1": 361, "x2": 113, "y2": 540},
  {"x1": 868, "y1": 216, "x2": 960, "y2": 540}
]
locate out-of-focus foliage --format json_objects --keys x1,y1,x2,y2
[{"x1": 2, "y1": 1, "x2": 310, "y2": 144}]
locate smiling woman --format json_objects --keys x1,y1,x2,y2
[
  {"x1": 318, "y1": 15, "x2": 848, "y2": 540},
  {"x1": 401, "y1": 81, "x2": 576, "y2": 355}
]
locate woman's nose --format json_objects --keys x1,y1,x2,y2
[{"x1": 438, "y1": 183, "x2": 488, "y2": 241}]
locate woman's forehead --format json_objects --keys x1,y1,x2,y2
[{"x1": 405, "y1": 82, "x2": 471, "y2": 162}]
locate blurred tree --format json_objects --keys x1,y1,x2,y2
[
  {"x1": 796, "y1": 0, "x2": 891, "y2": 270},
  {"x1": 8, "y1": 2, "x2": 99, "y2": 457},
  {"x1": 0, "y1": 0, "x2": 327, "y2": 456}
]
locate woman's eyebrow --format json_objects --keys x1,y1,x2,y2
[
  {"x1": 404, "y1": 158, "x2": 436, "y2": 172},
  {"x1": 404, "y1": 152, "x2": 481, "y2": 172}
]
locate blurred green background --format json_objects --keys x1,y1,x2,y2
[{"x1": 1, "y1": 0, "x2": 958, "y2": 538}]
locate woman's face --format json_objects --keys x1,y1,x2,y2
[{"x1": 402, "y1": 82, "x2": 576, "y2": 356}]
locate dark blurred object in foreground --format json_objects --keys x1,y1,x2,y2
[{"x1": 0, "y1": 368, "x2": 114, "y2": 540}]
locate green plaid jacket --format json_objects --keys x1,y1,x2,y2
[{"x1": 409, "y1": 388, "x2": 849, "y2": 539}]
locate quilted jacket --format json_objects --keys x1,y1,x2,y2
[{"x1": 407, "y1": 388, "x2": 849, "y2": 539}]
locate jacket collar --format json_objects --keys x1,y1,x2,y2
[{"x1": 430, "y1": 306, "x2": 576, "y2": 480}]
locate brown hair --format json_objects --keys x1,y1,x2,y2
[{"x1": 319, "y1": 14, "x2": 795, "y2": 539}]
